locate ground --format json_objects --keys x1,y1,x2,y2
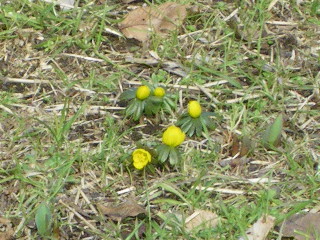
[{"x1": 0, "y1": 0, "x2": 319, "y2": 239}]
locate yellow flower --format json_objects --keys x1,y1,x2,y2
[
  {"x1": 132, "y1": 149, "x2": 151, "y2": 170},
  {"x1": 162, "y1": 126, "x2": 185, "y2": 147},
  {"x1": 153, "y1": 87, "x2": 165, "y2": 97},
  {"x1": 136, "y1": 85, "x2": 151, "y2": 100},
  {"x1": 188, "y1": 100, "x2": 202, "y2": 118}
]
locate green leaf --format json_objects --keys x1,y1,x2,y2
[
  {"x1": 262, "y1": 115, "x2": 283, "y2": 148},
  {"x1": 126, "y1": 101, "x2": 138, "y2": 116},
  {"x1": 164, "y1": 97, "x2": 176, "y2": 109},
  {"x1": 201, "y1": 115, "x2": 216, "y2": 130},
  {"x1": 133, "y1": 101, "x2": 144, "y2": 121},
  {"x1": 187, "y1": 123, "x2": 196, "y2": 137},
  {"x1": 181, "y1": 118, "x2": 193, "y2": 133},
  {"x1": 202, "y1": 112, "x2": 217, "y2": 117},
  {"x1": 144, "y1": 100, "x2": 161, "y2": 115},
  {"x1": 195, "y1": 118, "x2": 203, "y2": 137},
  {"x1": 148, "y1": 96, "x2": 163, "y2": 104},
  {"x1": 35, "y1": 202, "x2": 52, "y2": 237},
  {"x1": 311, "y1": 0, "x2": 320, "y2": 16},
  {"x1": 169, "y1": 148, "x2": 179, "y2": 165},
  {"x1": 176, "y1": 116, "x2": 191, "y2": 127},
  {"x1": 157, "y1": 145, "x2": 171, "y2": 163},
  {"x1": 120, "y1": 88, "x2": 136, "y2": 101},
  {"x1": 144, "y1": 102, "x2": 153, "y2": 115}
]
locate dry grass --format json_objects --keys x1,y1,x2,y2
[{"x1": 0, "y1": 0, "x2": 319, "y2": 239}]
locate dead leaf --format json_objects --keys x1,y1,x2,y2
[
  {"x1": 219, "y1": 157, "x2": 251, "y2": 168},
  {"x1": 119, "y1": 2, "x2": 187, "y2": 42},
  {"x1": 97, "y1": 200, "x2": 146, "y2": 221},
  {"x1": 231, "y1": 134, "x2": 252, "y2": 157},
  {"x1": 0, "y1": 217, "x2": 14, "y2": 240},
  {"x1": 185, "y1": 209, "x2": 219, "y2": 232},
  {"x1": 281, "y1": 212, "x2": 320, "y2": 240},
  {"x1": 231, "y1": 134, "x2": 241, "y2": 157},
  {"x1": 239, "y1": 215, "x2": 275, "y2": 240}
]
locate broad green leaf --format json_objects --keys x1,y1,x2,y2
[
  {"x1": 176, "y1": 116, "x2": 191, "y2": 126},
  {"x1": 125, "y1": 100, "x2": 137, "y2": 116},
  {"x1": 181, "y1": 118, "x2": 193, "y2": 133},
  {"x1": 262, "y1": 115, "x2": 283, "y2": 148},
  {"x1": 133, "y1": 101, "x2": 144, "y2": 120},
  {"x1": 188, "y1": 123, "x2": 196, "y2": 137},
  {"x1": 157, "y1": 145, "x2": 171, "y2": 163},
  {"x1": 169, "y1": 148, "x2": 179, "y2": 165},
  {"x1": 35, "y1": 202, "x2": 52, "y2": 236},
  {"x1": 195, "y1": 118, "x2": 203, "y2": 137},
  {"x1": 164, "y1": 97, "x2": 176, "y2": 109},
  {"x1": 201, "y1": 115, "x2": 216, "y2": 130},
  {"x1": 148, "y1": 96, "x2": 163, "y2": 104},
  {"x1": 120, "y1": 88, "x2": 136, "y2": 101}
]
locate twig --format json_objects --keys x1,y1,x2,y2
[
  {"x1": 225, "y1": 94, "x2": 262, "y2": 104},
  {"x1": 0, "y1": 105, "x2": 13, "y2": 114},
  {"x1": 59, "y1": 200, "x2": 103, "y2": 235},
  {"x1": 196, "y1": 84, "x2": 219, "y2": 105},
  {"x1": 266, "y1": 21, "x2": 298, "y2": 26},
  {"x1": 223, "y1": 8, "x2": 239, "y2": 21},
  {"x1": 194, "y1": 187, "x2": 251, "y2": 195},
  {"x1": 1, "y1": 77, "x2": 60, "y2": 84},
  {"x1": 268, "y1": 0, "x2": 280, "y2": 11},
  {"x1": 60, "y1": 53, "x2": 104, "y2": 62},
  {"x1": 117, "y1": 186, "x2": 136, "y2": 195},
  {"x1": 80, "y1": 190, "x2": 99, "y2": 214}
]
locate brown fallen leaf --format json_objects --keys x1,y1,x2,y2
[
  {"x1": 119, "y1": 2, "x2": 187, "y2": 42},
  {"x1": 281, "y1": 212, "x2": 320, "y2": 240},
  {"x1": 231, "y1": 134, "x2": 252, "y2": 158},
  {"x1": 97, "y1": 199, "x2": 146, "y2": 221},
  {"x1": 240, "y1": 215, "x2": 275, "y2": 240},
  {"x1": 185, "y1": 209, "x2": 220, "y2": 232},
  {"x1": 0, "y1": 217, "x2": 14, "y2": 240},
  {"x1": 231, "y1": 134, "x2": 241, "y2": 157},
  {"x1": 219, "y1": 157, "x2": 251, "y2": 168}
]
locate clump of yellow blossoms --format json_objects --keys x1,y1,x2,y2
[
  {"x1": 177, "y1": 100, "x2": 216, "y2": 137},
  {"x1": 132, "y1": 149, "x2": 151, "y2": 170},
  {"x1": 120, "y1": 84, "x2": 176, "y2": 121},
  {"x1": 157, "y1": 125, "x2": 185, "y2": 165}
]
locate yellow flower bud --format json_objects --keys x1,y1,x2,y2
[
  {"x1": 153, "y1": 87, "x2": 165, "y2": 97},
  {"x1": 162, "y1": 126, "x2": 185, "y2": 147},
  {"x1": 188, "y1": 100, "x2": 202, "y2": 118},
  {"x1": 132, "y1": 149, "x2": 151, "y2": 170},
  {"x1": 136, "y1": 85, "x2": 151, "y2": 100}
]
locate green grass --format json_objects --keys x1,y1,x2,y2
[{"x1": 0, "y1": 0, "x2": 319, "y2": 239}]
